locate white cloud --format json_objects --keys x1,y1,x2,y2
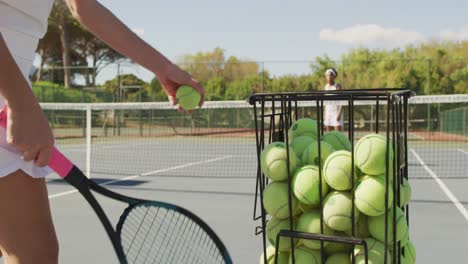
[
  {"x1": 319, "y1": 24, "x2": 426, "y2": 46},
  {"x1": 132, "y1": 28, "x2": 145, "y2": 36},
  {"x1": 439, "y1": 27, "x2": 468, "y2": 42}
]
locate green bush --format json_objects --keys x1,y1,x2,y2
[{"x1": 32, "y1": 81, "x2": 100, "y2": 103}]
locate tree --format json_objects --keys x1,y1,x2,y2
[
  {"x1": 223, "y1": 56, "x2": 259, "y2": 83},
  {"x1": 103, "y1": 74, "x2": 147, "y2": 102},
  {"x1": 178, "y1": 47, "x2": 226, "y2": 84},
  {"x1": 37, "y1": 0, "x2": 125, "y2": 87},
  {"x1": 145, "y1": 78, "x2": 166, "y2": 101},
  {"x1": 49, "y1": 0, "x2": 73, "y2": 88},
  {"x1": 70, "y1": 21, "x2": 123, "y2": 86},
  {"x1": 35, "y1": 20, "x2": 61, "y2": 82}
]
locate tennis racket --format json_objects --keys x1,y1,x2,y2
[{"x1": 0, "y1": 107, "x2": 233, "y2": 264}]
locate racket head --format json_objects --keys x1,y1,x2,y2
[{"x1": 116, "y1": 201, "x2": 232, "y2": 264}]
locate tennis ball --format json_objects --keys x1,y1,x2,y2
[
  {"x1": 355, "y1": 175, "x2": 394, "y2": 217},
  {"x1": 289, "y1": 246, "x2": 322, "y2": 264},
  {"x1": 290, "y1": 136, "x2": 315, "y2": 160},
  {"x1": 292, "y1": 165, "x2": 328, "y2": 207},
  {"x1": 263, "y1": 181, "x2": 299, "y2": 219},
  {"x1": 354, "y1": 238, "x2": 391, "y2": 264},
  {"x1": 323, "y1": 191, "x2": 360, "y2": 231},
  {"x1": 296, "y1": 209, "x2": 333, "y2": 249},
  {"x1": 399, "y1": 178, "x2": 412, "y2": 207},
  {"x1": 344, "y1": 215, "x2": 370, "y2": 238},
  {"x1": 298, "y1": 200, "x2": 319, "y2": 213},
  {"x1": 355, "y1": 134, "x2": 393, "y2": 176},
  {"x1": 403, "y1": 240, "x2": 416, "y2": 264},
  {"x1": 176, "y1": 85, "x2": 201, "y2": 111},
  {"x1": 261, "y1": 142, "x2": 300, "y2": 181},
  {"x1": 302, "y1": 141, "x2": 335, "y2": 167},
  {"x1": 325, "y1": 253, "x2": 351, "y2": 264},
  {"x1": 260, "y1": 245, "x2": 290, "y2": 264},
  {"x1": 266, "y1": 217, "x2": 297, "y2": 252},
  {"x1": 293, "y1": 203, "x2": 304, "y2": 217},
  {"x1": 260, "y1": 246, "x2": 275, "y2": 264},
  {"x1": 368, "y1": 207, "x2": 408, "y2": 245},
  {"x1": 322, "y1": 131, "x2": 351, "y2": 151},
  {"x1": 323, "y1": 151, "x2": 356, "y2": 191},
  {"x1": 324, "y1": 231, "x2": 352, "y2": 256},
  {"x1": 289, "y1": 118, "x2": 318, "y2": 141}
]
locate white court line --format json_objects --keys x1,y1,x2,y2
[
  {"x1": 48, "y1": 155, "x2": 233, "y2": 200},
  {"x1": 457, "y1": 149, "x2": 468, "y2": 155},
  {"x1": 410, "y1": 148, "x2": 468, "y2": 222}
]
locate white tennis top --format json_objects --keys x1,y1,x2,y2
[{"x1": 0, "y1": 0, "x2": 54, "y2": 178}]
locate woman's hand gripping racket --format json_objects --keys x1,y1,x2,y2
[{"x1": 0, "y1": 107, "x2": 233, "y2": 264}]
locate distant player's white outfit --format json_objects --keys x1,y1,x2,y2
[
  {"x1": 324, "y1": 83, "x2": 344, "y2": 127},
  {"x1": 0, "y1": 0, "x2": 54, "y2": 178}
]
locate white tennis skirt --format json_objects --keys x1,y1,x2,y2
[
  {"x1": 324, "y1": 107, "x2": 344, "y2": 127},
  {"x1": 0, "y1": 27, "x2": 51, "y2": 178}
]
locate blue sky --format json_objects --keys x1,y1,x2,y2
[{"x1": 95, "y1": 0, "x2": 468, "y2": 80}]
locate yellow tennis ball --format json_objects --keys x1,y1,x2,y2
[
  {"x1": 289, "y1": 118, "x2": 318, "y2": 141},
  {"x1": 259, "y1": 245, "x2": 289, "y2": 264},
  {"x1": 403, "y1": 240, "x2": 416, "y2": 264},
  {"x1": 292, "y1": 165, "x2": 329, "y2": 207},
  {"x1": 355, "y1": 175, "x2": 394, "y2": 217},
  {"x1": 322, "y1": 191, "x2": 360, "y2": 231},
  {"x1": 266, "y1": 217, "x2": 297, "y2": 252},
  {"x1": 289, "y1": 246, "x2": 322, "y2": 264},
  {"x1": 290, "y1": 136, "x2": 315, "y2": 160},
  {"x1": 263, "y1": 181, "x2": 299, "y2": 219},
  {"x1": 322, "y1": 131, "x2": 351, "y2": 151},
  {"x1": 399, "y1": 178, "x2": 412, "y2": 207},
  {"x1": 354, "y1": 134, "x2": 393, "y2": 176},
  {"x1": 302, "y1": 141, "x2": 335, "y2": 167},
  {"x1": 325, "y1": 253, "x2": 351, "y2": 264},
  {"x1": 261, "y1": 142, "x2": 300, "y2": 181},
  {"x1": 324, "y1": 231, "x2": 352, "y2": 256},
  {"x1": 298, "y1": 200, "x2": 319, "y2": 214},
  {"x1": 344, "y1": 215, "x2": 370, "y2": 238},
  {"x1": 176, "y1": 85, "x2": 201, "y2": 111},
  {"x1": 323, "y1": 151, "x2": 356, "y2": 191},
  {"x1": 354, "y1": 238, "x2": 391, "y2": 264},
  {"x1": 296, "y1": 209, "x2": 333, "y2": 249},
  {"x1": 368, "y1": 207, "x2": 408, "y2": 245}
]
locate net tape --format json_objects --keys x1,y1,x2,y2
[{"x1": 40, "y1": 94, "x2": 468, "y2": 111}]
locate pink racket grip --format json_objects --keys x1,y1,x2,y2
[
  {"x1": 49, "y1": 148, "x2": 74, "y2": 178},
  {"x1": 0, "y1": 106, "x2": 73, "y2": 178},
  {"x1": 0, "y1": 106, "x2": 6, "y2": 128}
]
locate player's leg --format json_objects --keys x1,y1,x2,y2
[{"x1": 0, "y1": 170, "x2": 58, "y2": 264}]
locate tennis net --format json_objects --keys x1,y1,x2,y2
[{"x1": 42, "y1": 94, "x2": 467, "y2": 179}]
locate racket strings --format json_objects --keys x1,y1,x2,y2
[{"x1": 120, "y1": 205, "x2": 225, "y2": 264}]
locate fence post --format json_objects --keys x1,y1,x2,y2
[
  {"x1": 86, "y1": 105, "x2": 92, "y2": 178},
  {"x1": 427, "y1": 59, "x2": 431, "y2": 132}
]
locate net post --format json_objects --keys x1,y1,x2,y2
[{"x1": 86, "y1": 105, "x2": 92, "y2": 179}]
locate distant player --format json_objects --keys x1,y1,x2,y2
[{"x1": 323, "y1": 68, "x2": 343, "y2": 131}]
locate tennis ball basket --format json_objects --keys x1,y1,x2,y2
[{"x1": 248, "y1": 89, "x2": 416, "y2": 264}]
